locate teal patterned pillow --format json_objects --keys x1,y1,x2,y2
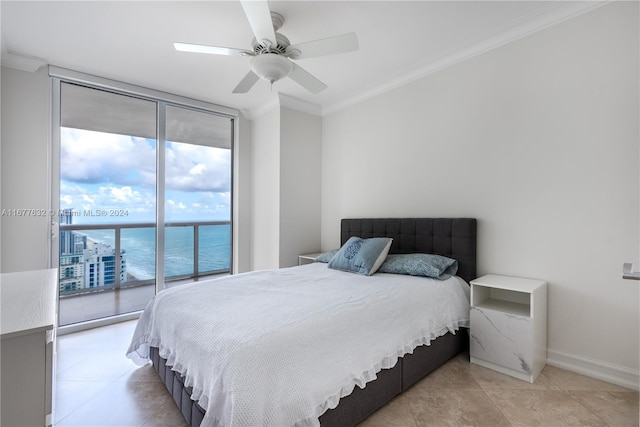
[
  {"x1": 379, "y1": 253, "x2": 458, "y2": 280},
  {"x1": 314, "y1": 249, "x2": 338, "y2": 263},
  {"x1": 328, "y1": 237, "x2": 392, "y2": 276}
]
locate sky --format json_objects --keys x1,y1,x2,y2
[{"x1": 60, "y1": 127, "x2": 231, "y2": 224}]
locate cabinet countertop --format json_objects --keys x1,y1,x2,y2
[
  {"x1": 1, "y1": 268, "x2": 58, "y2": 338},
  {"x1": 471, "y1": 274, "x2": 546, "y2": 293}
]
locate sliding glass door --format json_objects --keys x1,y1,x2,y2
[{"x1": 53, "y1": 78, "x2": 234, "y2": 326}]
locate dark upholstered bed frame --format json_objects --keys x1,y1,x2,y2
[{"x1": 151, "y1": 218, "x2": 477, "y2": 427}]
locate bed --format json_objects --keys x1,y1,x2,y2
[{"x1": 127, "y1": 217, "x2": 477, "y2": 427}]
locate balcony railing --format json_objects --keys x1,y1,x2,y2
[{"x1": 59, "y1": 220, "x2": 231, "y2": 297}]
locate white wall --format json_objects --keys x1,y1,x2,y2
[
  {"x1": 321, "y1": 2, "x2": 639, "y2": 385},
  {"x1": 250, "y1": 105, "x2": 323, "y2": 269},
  {"x1": 250, "y1": 107, "x2": 280, "y2": 270},
  {"x1": 279, "y1": 107, "x2": 322, "y2": 267},
  {"x1": 1, "y1": 66, "x2": 51, "y2": 273},
  {"x1": 233, "y1": 114, "x2": 252, "y2": 273}
]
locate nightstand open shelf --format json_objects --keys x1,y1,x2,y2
[{"x1": 472, "y1": 286, "x2": 531, "y2": 317}]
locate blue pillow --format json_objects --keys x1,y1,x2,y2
[
  {"x1": 328, "y1": 237, "x2": 392, "y2": 276},
  {"x1": 314, "y1": 249, "x2": 339, "y2": 263},
  {"x1": 378, "y1": 253, "x2": 458, "y2": 280}
]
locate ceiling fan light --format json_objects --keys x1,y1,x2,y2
[{"x1": 250, "y1": 54, "x2": 293, "y2": 84}]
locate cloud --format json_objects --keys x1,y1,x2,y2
[
  {"x1": 165, "y1": 142, "x2": 231, "y2": 193},
  {"x1": 80, "y1": 194, "x2": 94, "y2": 204},
  {"x1": 61, "y1": 128, "x2": 156, "y2": 186},
  {"x1": 106, "y1": 186, "x2": 142, "y2": 204},
  {"x1": 60, "y1": 128, "x2": 231, "y2": 221},
  {"x1": 60, "y1": 181, "x2": 156, "y2": 220},
  {"x1": 163, "y1": 190, "x2": 231, "y2": 222},
  {"x1": 61, "y1": 128, "x2": 231, "y2": 194},
  {"x1": 60, "y1": 194, "x2": 73, "y2": 205},
  {"x1": 189, "y1": 163, "x2": 206, "y2": 176}
]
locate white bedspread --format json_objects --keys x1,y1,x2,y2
[{"x1": 127, "y1": 263, "x2": 470, "y2": 427}]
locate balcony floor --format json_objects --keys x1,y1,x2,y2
[
  {"x1": 59, "y1": 284, "x2": 155, "y2": 326},
  {"x1": 59, "y1": 275, "x2": 225, "y2": 326}
]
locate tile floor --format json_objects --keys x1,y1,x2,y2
[{"x1": 55, "y1": 320, "x2": 639, "y2": 426}]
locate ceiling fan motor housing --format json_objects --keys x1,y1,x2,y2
[
  {"x1": 252, "y1": 32, "x2": 290, "y2": 55},
  {"x1": 251, "y1": 12, "x2": 291, "y2": 56}
]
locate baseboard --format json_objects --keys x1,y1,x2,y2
[{"x1": 547, "y1": 349, "x2": 639, "y2": 391}]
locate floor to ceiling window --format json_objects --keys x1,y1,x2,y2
[
  {"x1": 52, "y1": 72, "x2": 235, "y2": 326},
  {"x1": 163, "y1": 105, "x2": 233, "y2": 281}
]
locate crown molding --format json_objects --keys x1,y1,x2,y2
[
  {"x1": 322, "y1": 1, "x2": 610, "y2": 116},
  {"x1": 243, "y1": 92, "x2": 322, "y2": 120},
  {"x1": 1, "y1": 34, "x2": 47, "y2": 72},
  {"x1": 243, "y1": 96, "x2": 279, "y2": 120},
  {"x1": 1, "y1": 52, "x2": 47, "y2": 72},
  {"x1": 278, "y1": 94, "x2": 322, "y2": 116}
]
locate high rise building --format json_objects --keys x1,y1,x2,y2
[
  {"x1": 58, "y1": 209, "x2": 127, "y2": 293},
  {"x1": 83, "y1": 241, "x2": 126, "y2": 288},
  {"x1": 59, "y1": 209, "x2": 86, "y2": 293}
]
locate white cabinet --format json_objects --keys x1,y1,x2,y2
[
  {"x1": 1, "y1": 268, "x2": 57, "y2": 426},
  {"x1": 470, "y1": 274, "x2": 547, "y2": 383}
]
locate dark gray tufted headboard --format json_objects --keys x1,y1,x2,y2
[{"x1": 340, "y1": 218, "x2": 477, "y2": 283}]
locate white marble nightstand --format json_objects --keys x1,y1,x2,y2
[{"x1": 469, "y1": 274, "x2": 547, "y2": 383}]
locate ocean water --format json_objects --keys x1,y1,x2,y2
[{"x1": 82, "y1": 224, "x2": 231, "y2": 281}]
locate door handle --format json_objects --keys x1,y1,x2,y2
[{"x1": 623, "y1": 263, "x2": 640, "y2": 280}]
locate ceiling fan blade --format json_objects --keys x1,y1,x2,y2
[
  {"x1": 288, "y1": 63, "x2": 327, "y2": 94},
  {"x1": 240, "y1": 1, "x2": 277, "y2": 46},
  {"x1": 174, "y1": 42, "x2": 252, "y2": 57},
  {"x1": 232, "y1": 70, "x2": 260, "y2": 93},
  {"x1": 288, "y1": 33, "x2": 359, "y2": 60}
]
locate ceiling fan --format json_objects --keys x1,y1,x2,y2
[{"x1": 174, "y1": 1, "x2": 359, "y2": 94}]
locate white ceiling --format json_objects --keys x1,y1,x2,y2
[{"x1": 1, "y1": 1, "x2": 605, "y2": 118}]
